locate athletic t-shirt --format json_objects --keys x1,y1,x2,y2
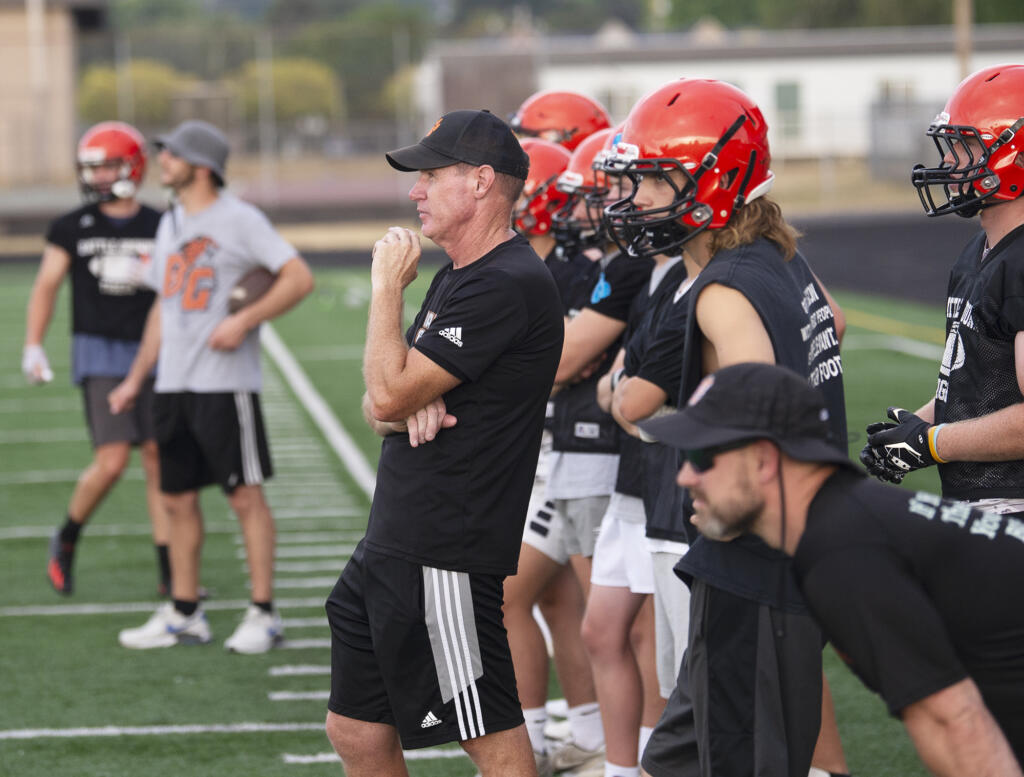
[
  {"x1": 547, "y1": 250, "x2": 651, "y2": 495},
  {"x1": 614, "y1": 257, "x2": 685, "y2": 500},
  {"x1": 142, "y1": 193, "x2": 296, "y2": 393},
  {"x1": 364, "y1": 234, "x2": 564, "y2": 576},
  {"x1": 46, "y1": 203, "x2": 159, "y2": 342},
  {"x1": 934, "y1": 223, "x2": 1024, "y2": 500},
  {"x1": 622, "y1": 270, "x2": 696, "y2": 544},
  {"x1": 675, "y1": 238, "x2": 848, "y2": 611},
  {"x1": 797, "y1": 469, "x2": 1024, "y2": 759}
]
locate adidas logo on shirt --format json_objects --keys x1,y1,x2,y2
[
  {"x1": 439, "y1": 326, "x2": 463, "y2": 347},
  {"x1": 420, "y1": 711, "x2": 442, "y2": 728}
]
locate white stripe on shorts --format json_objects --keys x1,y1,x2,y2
[
  {"x1": 424, "y1": 567, "x2": 485, "y2": 741},
  {"x1": 234, "y1": 392, "x2": 263, "y2": 485}
]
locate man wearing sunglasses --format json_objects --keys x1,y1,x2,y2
[{"x1": 640, "y1": 361, "x2": 1024, "y2": 777}]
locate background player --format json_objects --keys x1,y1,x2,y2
[
  {"x1": 24, "y1": 121, "x2": 169, "y2": 597},
  {"x1": 862, "y1": 64, "x2": 1024, "y2": 519},
  {"x1": 642, "y1": 362, "x2": 1024, "y2": 777},
  {"x1": 510, "y1": 90, "x2": 612, "y2": 152},
  {"x1": 603, "y1": 77, "x2": 849, "y2": 777},
  {"x1": 112, "y1": 119, "x2": 315, "y2": 653}
]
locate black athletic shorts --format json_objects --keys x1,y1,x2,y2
[
  {"x1": 326, "y1": 540, "x2": 524, "y2": 749},
  {"x1": 153, "y1": 391, "x2": 273, "y2": 494},
  {"x1": 83, "y1": 375, "x2": 156, "y2": 447}
]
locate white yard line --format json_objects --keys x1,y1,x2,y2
[
  {"x1": 275, "y1": 561, "x2": 348, "y2": 573},
  {"x1": 253, "y1": 544, "x2": 356, "y2": 559},
  {"x1": 262, "y1": 324, "x2": 376, "y2": 500},
  {"x1": 0, "y1": 596, "x2": 326, "y2": 618},
  {"x1": 269, "y1": 691, "x2": 330, "y2": 701},
  {"x1": 0, "y1": 721, "x2": 325, "y2": 741},
  {"x1": 280, "y1": 618, "x2": 327, "y2": 628},
  {"x1": 274, "y1": 577, "x2": 340, "y2": 589},
  {"x1": 283, "y1": 750, "x2": 468, "y2": 764},
  {"x1": 282, "y1": 639, "x2": 330, "y2": 650},
  {"x1": 269, "y1": 665, "x2": 330, "y2": 676},
  {"x1": 0, "y1": 428, "x2": 88, "y2": 444}
]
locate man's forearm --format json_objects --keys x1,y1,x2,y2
[
  {"x1": 903, "y1": 681, "x2": 1023, "y2": 777},
  {"x1": 127, "y1": 302, "x2": 162, "y2": 384},
  {"x1": 363, "y1": 284, "x2": 411, "y2": 421},
  {"x1": 236, "y1": 257, "x2": 314, "y2": 329},
  {"x1": 933, "y1": 402, "x2": 1024, "y2": 462}
]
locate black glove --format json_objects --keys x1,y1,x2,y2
[{"x1": 862, "y1": 407, "x2": 939, "y2": 481}]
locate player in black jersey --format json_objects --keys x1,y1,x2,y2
[
  {"x1": 325, "y1": 110, "x2": 563, "y2": 777},
  {"x1": 23, "y1": 122, "x2": 168, "y2": 597},
  {"x1": 641, "y1": 362, "x2": 1024, "y2": 777},
  {"x1": 862, "y1": 64, "x2": 1024, "y2": 518},
  {"x1": 603, "y1": 78, "x2": 850, "y2": 777}
]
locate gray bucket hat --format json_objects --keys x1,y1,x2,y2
[{"x1": 154, "y1": 120, "x2": 229, "y2": 181}]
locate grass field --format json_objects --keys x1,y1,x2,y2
[{"x1": 0, "y1": 263, "x2": 949, "y2": 776}]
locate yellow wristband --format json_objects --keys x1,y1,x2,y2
[{"x1": 928, "y1": 424, "x2": 949, "y2": 464}]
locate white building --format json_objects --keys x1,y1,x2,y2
[{"x1": 416, "y1": 22, "x2": 1024, "y2": 163}]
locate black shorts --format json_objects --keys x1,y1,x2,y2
[
  {"x1": 153, "y1": 391, "x2": 273, "y2": 494},
  {"x1": 82, "y1": 376, "x2": 156, "y2": 447},
  {"x1": 326, "y1": 541, "x2": 524, "y2": 749}
]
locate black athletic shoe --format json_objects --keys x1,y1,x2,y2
[{"x1": 47, "y1": 530, "x2": 75, "y2": 595}]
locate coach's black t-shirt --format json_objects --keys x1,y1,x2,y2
[
  {"x1": 934, "y1": 223, "x2": 1024, "y2": 500},
  {"x1": 675, "y1": 238, "x2": 847, "y2": 610},
  {"x1": 797, "y1": 469, "x2": 1024, "y2": 758},
  {"x1": 46, "y1": 203, "x2": 160, "y2": 341},
  {"x1": 365, "y1": 234, "x2": 564, "y2": 576}
]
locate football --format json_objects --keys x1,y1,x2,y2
[{"x1": 228, "y1": 267, "x2": 276, "y2": 313}]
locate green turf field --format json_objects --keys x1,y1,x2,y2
[{"x1": 0, "y1": 264, "x2": 947, "y2": 776}]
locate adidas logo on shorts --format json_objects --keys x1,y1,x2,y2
[
  {"x1": 420, "y1": 711, "x2": 442, "y2": 729},
  {"x1": 439, "y1": 327, "x2": 463, "y2": 347}
]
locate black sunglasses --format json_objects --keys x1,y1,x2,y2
[{"x1": 684, "y1": 439, "x2": 752, "y2": 473}]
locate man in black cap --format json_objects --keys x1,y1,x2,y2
[
  {"x1": 640, "y1": 362, "x2": 1024, "y2": 777},
  {"x1": 324, "y1": 110, "x2": 564, "y2": 777}
]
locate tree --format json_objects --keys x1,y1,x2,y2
[
  {"x1": 229, "y1": 58, "x2": 343, "y2": 123},
  {"x1": 78, "y1": 59, "x2": 196, "y2": 126}
]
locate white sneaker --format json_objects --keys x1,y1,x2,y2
[
  {"x1": 118, "y1": 602, "x2": 212, "y2": 649},
  {"x1": 550, "y1": 738, "x2": 605, "y2": 775},
  {"x1": 224, "y1": 605, "x2": 284, "y2": 654}
]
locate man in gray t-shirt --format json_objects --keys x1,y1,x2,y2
[{"x1": 109, "y1": 120, "x2": 314, "y2": 654}]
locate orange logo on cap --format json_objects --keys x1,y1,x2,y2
[{"x1": 427, "y1": 118, "x2": 443, "y2": 136}]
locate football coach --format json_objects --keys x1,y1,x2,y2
[
  {"x1": 324, "y1": 110, "x2": 565, "y2": 777},
  {"x1": 639, "y1": 362, "x2": 1024, "y2": 777}
]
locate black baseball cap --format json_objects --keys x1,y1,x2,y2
[
  {"x1": 638, "y1": 362, "x2": 858, "y2": 470},
  {"x1": 386, "y1": 109, "x2": 530, "y2": 180}
]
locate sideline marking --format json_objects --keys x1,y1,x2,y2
[
  {"x1": 0, "y1": 721, "x2": 324, "y2": 741},
  {"x1": 283, "y1": 750, "x2": 469, "y2": 764},
  {"x1": 841, "y1": 333, "x2": 943, "y2": 361},
  {"x1": 844, "y1": 307, "x2": 945, "y2": 345},
  {"x1": 262, "y1": 324, "x2": 376, "y2": 499}
]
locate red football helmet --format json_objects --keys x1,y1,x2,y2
[
  {"x1": 602, "y1": 78, "x2": 774, "y2": 257},
  {"x1": 77, "y1": 121, "x2": 147, "y2": 202},
  {"x1": 552, "y1": 127, "x2": 617, "y2": 251},
  {"x1": 510, "y1": 91, "x2": 612, "y2": 151},
  {"x1": 912, "y1": 63, "x2": 1024, "y2": 218},
  {"x1": 515, "y1": 138, "x2": 572, "y2": 237}
]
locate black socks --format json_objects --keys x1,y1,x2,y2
[{"x1": 59, "y1": 515, "x2": 83, "y2": 545}]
